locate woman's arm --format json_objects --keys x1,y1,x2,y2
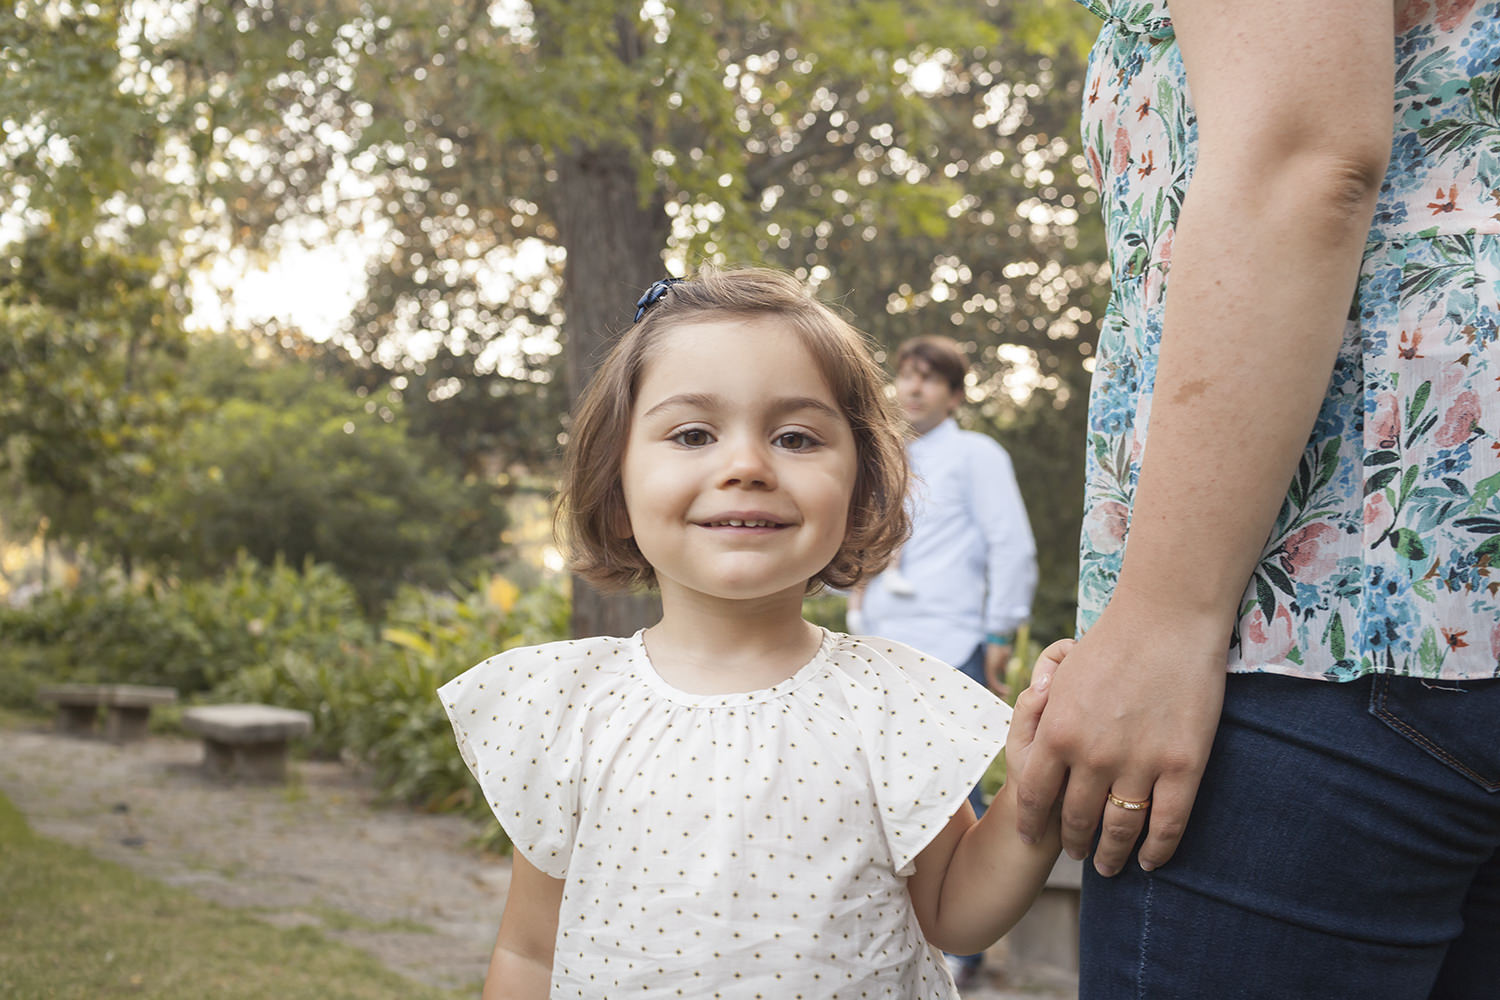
[
  {"x1": 482, "y1": 852, "x2": 564, "y2": 1000},
  {"x1": 1013, "y1": 0, "x2": 1393, "y2": 876},
  {"x1": 908, "y1": 641, "x2": 1067, "y2": 953}
]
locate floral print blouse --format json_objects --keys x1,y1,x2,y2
[{"x1": 1073, "y1": 0, "x2": 1500, "y2": 680}]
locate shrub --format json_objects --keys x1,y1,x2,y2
[
  {"x1": 0, "y1": 583, "x2": 209, "y2": 691},
  {"x1": 0, "y1": 556, "x2": 367, "y2": 707},
  {"x1": 341, "y1": 576, "x2": 569, "y2": 853},
  {"x1": 175, "y1": 554, "x2": 369, "y2": 693}
]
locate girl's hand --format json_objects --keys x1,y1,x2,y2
[
  {"x1": 911, "y1": 638, "x2": 1070, "y2": 955},
  {"x1": 1003, "y1": 639, "x2": 1072, "y2": 783}
]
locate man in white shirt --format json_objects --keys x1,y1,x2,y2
[
  {"x1": 851, "y1": 335, "x2": 1038, "y2": 987},
  {"x1": 853, "y1": 334, "x2": 1037, "y2": 754}
]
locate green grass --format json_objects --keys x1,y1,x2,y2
[
  {"x1": 0, "y1": 791, "x2": 467, "y2": 1000},
  {"x1": 300, "y1": 906, "x2": 436, "y2": 936}
]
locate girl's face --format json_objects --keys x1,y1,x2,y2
[{"x1": 619, "y1": 316, "x2": 859, "y2": 609}]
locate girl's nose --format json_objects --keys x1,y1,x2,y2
[{"x1": 719, "y1": 436, "x2": 777, "y2": 489}]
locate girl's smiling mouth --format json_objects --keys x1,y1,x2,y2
[{"x1": 695, "y1": 513, "x2": 791, "y2": 529}]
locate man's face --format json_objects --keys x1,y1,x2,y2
[{"x1": 894, "y1": 357, "x2": 963, "y2": 436}]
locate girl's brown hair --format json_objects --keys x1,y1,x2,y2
[{"x1": 558, "y1": 265, "x2": 909, "y2": 593}]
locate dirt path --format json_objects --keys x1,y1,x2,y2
[
  {"x1": 0, "y1": 720, "x2": 1075, "y2": 999},
  {"x1": 0, "y1": 722, "x2": 503, "y2": 993}
]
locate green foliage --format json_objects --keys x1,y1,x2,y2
[
  {"x1": 0, "y1": 613, "x2": 64, "y2": 711},
  {"x1": 209, "y1": 571, "x2": 570, "y2": 851},
  {"x1": 0, "y1": 314, "x2": 513, "y2": 615},
  {"x1": 216, "y1": 648, "x2": 359, "y2": 759},
  {"x1": 168, "y1": 556, "x2": 369, "y2": 693},
  {"x1": 1, "y1": 241, "x2": 509, "y2": 614},
  {"x1": 3, "y1": 0, "x2": 1106, "y2": 640},
  {"x1": 344, "y1": 579, "x2": 569, "y2": 852},
  {"x1": 0, "y1": 232, "x2": 192, "y2": 564},
  {"x1": 0, "y1": 6, "x2": 160, "y2": 234},
  {"x1": 131, "y1": 342, "x2": 510, "y2": 613},
  {"x1": 0, "y1": 556, "x2": 365, "y2": 704},
  {"x1": 802, "y1": 591, "x2": 849, "y2": 632},
  {"x1": 0, "y1": 582, "x2": 208, "y2": 694}
]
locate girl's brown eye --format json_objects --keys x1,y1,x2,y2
[
  {"x1": 674, "y1": 428, "x2": 710, "y2": 446},
  {"x1": 776, "y1": 432, "x2": 812, "y2": 450}
]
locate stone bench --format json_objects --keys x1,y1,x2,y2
[
  {"x1": 181, "y1": 704, "x2": 313, "y2": 782},
  {"x1": 999, "y1": 854, "x2": 1082, "y2": 978},
  {"x1": 38, "y1": 683, "x2": 179, "y2": 743}
]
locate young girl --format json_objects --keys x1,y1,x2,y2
[{"x1": 440, "y1": 266, "x2": 1065, "y2": 999}]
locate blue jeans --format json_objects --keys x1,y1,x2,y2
[
  {"x1": 1080, "y1": 671, "x2": 1500, "y2": 1000},
  {"x1": 954, "y1": 643, "x2": 991, "y2": 820}
]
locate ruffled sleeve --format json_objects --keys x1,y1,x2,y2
[
  {"x1": 437, "y1": 639, "x2": 606, "y2": 878},
  {"x1": 828, "y1": 635, "x2": 1011, "y2": 876}
]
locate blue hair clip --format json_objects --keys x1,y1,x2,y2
[{"x1": 633, "y1": 277, "x2": 684, "y2": 323}]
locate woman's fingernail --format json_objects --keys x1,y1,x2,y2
[
  {"x1": 1139, "y1": 859, "x2": 1156, "y2": 873},
  {"x1": 1019, "y1": 832, "x2": 1036, "y2": 846},
  {"x1": 1096, "y1": 864, "x2": 1119, "y2": 878},
  {"x1": 1066, "y1": 846, "x2": 1086, "y2": 861}
]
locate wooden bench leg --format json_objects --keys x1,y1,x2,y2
[
  {"x1": 201, "y1": 738, "x2": 291, "y2": 782},
  {"x1": 105, "y1": 705, "x2": 153, "y2": 743},
  {"x1": 54, "y1": 703, "x2": 100, "y2": 737}
]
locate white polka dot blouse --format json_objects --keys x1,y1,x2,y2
[{"x1": 439, "y1": 628, "x2": 1011, "y2": 998}]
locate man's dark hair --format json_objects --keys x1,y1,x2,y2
[{"x1": 895, "y1": 335, "x2": 968, "y2": 392}]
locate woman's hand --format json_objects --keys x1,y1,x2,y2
[{"x1": 1012, "y1": 602, "x2": 1226, "y2": 877}]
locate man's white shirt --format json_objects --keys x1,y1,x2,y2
[{"x1": 861, "y1": 418, "x2": 1037, "y2": 665}]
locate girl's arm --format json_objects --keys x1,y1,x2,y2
[
  {"x1": 907, "y1": 641, "x2": 1068, "y2": 954},
  {"x1": 1012, "y1": 0, "x2": 1393, "y2": 877},
  {"x1": 482, "y1": 852, "x2": 564, "y2": 1000}
]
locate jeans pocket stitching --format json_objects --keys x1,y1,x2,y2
[{"x1": 1370, "y1": 674, "x2": 1500, "y2": 792}]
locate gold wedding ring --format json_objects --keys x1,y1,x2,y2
[{"x1": 1107, "y1": 791, "x2": 1151, "y2": 812}]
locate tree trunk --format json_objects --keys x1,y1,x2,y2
[
  {"x1": 540, "y1": 7, "x2": 670, "y2": 639},
  {"x1": 554, "y1": 142, "x2": 668, "y2": 408},
  {"x1": 551, "y1": 135, "x2": 669, "y2": 639},
  {"x1": 553, "y1": 145, "x2": 666, "y2": 638}
]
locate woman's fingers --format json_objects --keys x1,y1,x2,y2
[
  {"x1": 1136, "y1": 770, "x2": 1204, "y2": 872},
  {"x1": 1058, "y1": 769, "x2": 1114, "y2": 862},
  {"x1": 1093, "y1": 784, "x2": 1154, "y2": 876}
]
